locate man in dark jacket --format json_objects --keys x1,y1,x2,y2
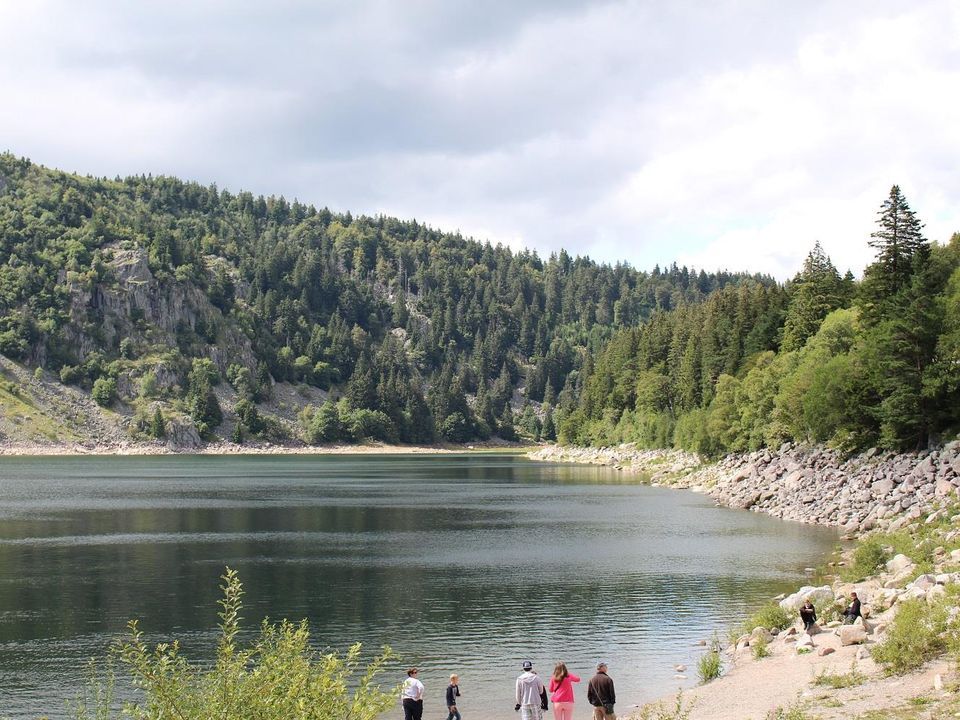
[
  {"x1": 843, "y1": 592, "x2": 862, "y2": 624},
  {"x1": 587, "y1": 662, "x2": 616, "y2": 720}
]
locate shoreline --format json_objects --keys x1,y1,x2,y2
[
  {"x1": 0, "y1": 440, "x2": 539, "y2": 457},
  {"x1": 528, "y1": 442, "x2": 960, "y2": 534}
]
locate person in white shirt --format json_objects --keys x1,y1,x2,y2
[
  {"x1": 401, "y1": 667, "x2": 425, "y2": 720},
  {"x1": 515, "y1": 660, "x2": 545, "y2": 720}
]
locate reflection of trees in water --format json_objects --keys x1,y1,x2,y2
[{"x1": 0, "y1": 452, "x2": 836, "y2": 717}]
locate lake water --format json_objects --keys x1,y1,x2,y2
[{"x1": 0, "y1": 454, "x2": 837, "y2": 719}]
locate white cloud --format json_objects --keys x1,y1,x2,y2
[{"x1": 1, "y1": 0, "x2": 958, "y2": 278}]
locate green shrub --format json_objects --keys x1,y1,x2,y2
[
  {"x1": 742, "y1": 603, "x2": 792, "y2": 634},
  {"x1": 751, "y1": 636, "x2": 771, "y2": 660},
  {"x1": 75, "y1": 568, "x2": 398, "y2": 720},
  {"x1": 92, "y1": 376, "x2": 117, "y2": 407},
  {"x1": 841, "y1": 537, "x2": 889, "y2": 581},
  {"x1": 697, "y1": 648, "x2": 722, "y2": 684},
  {"x1": 138, "y1": 371, "x2": 158, "y2": 398},
  {"x1": 60, "y1": 364, "x2": 84, "y2": 385},
  {"x1": 872, "y1": 597, "x2": 949, "y2": 674}
]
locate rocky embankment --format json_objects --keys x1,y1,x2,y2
[{"x1": 529, "y1": 441, "x2": 960, "y2": 533}]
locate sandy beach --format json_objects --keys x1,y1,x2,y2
[{"x1": 633, "y1": 629, "x2": 953, "y2": 719}]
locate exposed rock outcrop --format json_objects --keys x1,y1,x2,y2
[{"x1": 60, "y1": 246, "x2": 257, "y2": 375}]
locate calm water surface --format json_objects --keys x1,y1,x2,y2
[{"x1": 0, "y1": 454, "x2": 837, "y2": 719}]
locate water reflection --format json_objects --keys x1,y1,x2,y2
[{"x1": 0, "y1": 454, "x2": 836, "y2": 719}]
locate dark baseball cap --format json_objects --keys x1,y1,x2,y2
[{"x1": 521, "y1": 660, "x2": 533, "y2": 670}]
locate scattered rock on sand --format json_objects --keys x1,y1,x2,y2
[{"x1": 839, "y1": 625, "x2": 868, "y2": 646}]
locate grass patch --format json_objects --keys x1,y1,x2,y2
[
  {"x1": 854, "y1": 693, "x2": 960, "y2": 720},
  {"x1": 0, "y1": 378, "x2": 75, "y2": 441},
  {"x1": 751, "y1": 636, "x2": 771, "y2": 660},
  {"x1": 813, "y1": 662, "x2": 865, "y2": 689},
  {"x1": 636, "y1": 693, "x2": 692, "y2": 720},
  {"x1": 764, "y1": 701, "x2": 813, "y2": 720},
  {"x1": 697, "y1": 648, "x2": 722, "y2": 684}
]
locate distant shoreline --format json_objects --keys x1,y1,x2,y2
[{"x1": 0, "y1": 440, "x2": 538, "y2": 457}]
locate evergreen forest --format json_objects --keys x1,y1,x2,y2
[
  {"x1": 0, "y1": 154, "x2": 957, "y2": 453},
  {"x1": 562, "y1": 187, "x2": 960, "y2": 454}
]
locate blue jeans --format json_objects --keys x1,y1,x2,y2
[{"x1": 447, "y1": 709, "x2": 462, "y2": 720}]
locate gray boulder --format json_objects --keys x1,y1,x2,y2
[{"x1": 839, "y1": 625, "x2": 867, "y2": 646}]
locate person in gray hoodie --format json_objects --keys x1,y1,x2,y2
[{"x1": 514, "y1": 660, "x2": 545, "y2": 720}]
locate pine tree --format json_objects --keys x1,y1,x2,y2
[
  {"x1": 860, "y1": 185, "x2": 928, "y2": 325},
  {"x1": 782, "y1": 242, "x2": 845, "y2": 351},
  {"x1": 149, "y1": 407, "x2": 166, "y2": 438},
  {"x1": 857, "y1": 188, "x2": 942, "y2": 449},
  {"x1": 346, "y1": 355, "x2": 376, "y2": 410},
  {"x1": 541, "y1": 404, "x2": 557, "y2": 441}
]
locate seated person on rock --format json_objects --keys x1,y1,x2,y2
[
  {"x1": 842, "y1": 592, "x2": 861, "y2": 624},
  {"x1": 799, "y1": 598, "x2": 817, "y2": 632}
]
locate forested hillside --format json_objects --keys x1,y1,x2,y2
[
  {"x1": 561, "y1": 187, "x2": 960, "y2": 455},
  {"x1": 0, "y1": 153, "x2": 770, "y2": 446}
]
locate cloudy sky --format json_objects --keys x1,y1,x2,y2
[{"x1": 1, "y1": 1, "x2": 958, "y2": 278}]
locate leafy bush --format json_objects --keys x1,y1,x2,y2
[
  {"x1": 92, "y1": 376, "x2": 117, "y2": 407},
  {"x1": 301, "y1": 402, "x2": 343, "y2": 444},
  {"x1": 872, "y1": 597, "x2": 949, "y2": 674},
  {"x1": 60, "y1": 364, "x2": 84, "y2": 385},
  {"x1": 75, "y1": 568, "x2": 398, "y2": 719},
  {"x1": 841, "y1": 537, "x2": 889, "y2": 581},
  {"x1": 344, "y1": 408, "x2": 398, "y2": 443},
  {"x1": 138, "y1": 371, "x2": 158, "y2": 399},
  {"x1": 742, "y1": 603, "x2": 792, "y2": 634}
]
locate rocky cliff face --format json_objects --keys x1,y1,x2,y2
[
  {"x1": 530, "y1": 442, "x2": 960, "y2": 532},
  {"x1": 60, "y1": 245, "x2": 257, "y2": 375}
]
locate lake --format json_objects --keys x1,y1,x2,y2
[{"x1": 0, "y1": 454, "x2": 837, "y2": 719}]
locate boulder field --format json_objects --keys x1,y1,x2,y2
[{"x1": 529, "y1": 441, "x2": 960, "y2": 533}]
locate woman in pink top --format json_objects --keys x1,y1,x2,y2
[{"x1": 548, "y1": 662, "x2": 580, "y2": 720}]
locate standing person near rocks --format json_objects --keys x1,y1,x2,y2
[
  {"x1": 401, "y1": 667, "x2": 424, "y2": 720},
  {"x1": 799, "y1": 597, "x2": 817, "y2": 632},
  {"x1": 548, "y1": 661, "x2": 580, "y2": 720},
  {"x1": 587, "y1": 661, "x2": 616, "y2": 720},
  {"x1": 515, "y1": 660, "x2": 546, "y2": 720},
  {"x1": 843, "y1": 592, "x2": 862, "y2": 624},
  {"x1": 446, "y1": 673, "x2": 462, "y2": 720}
]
